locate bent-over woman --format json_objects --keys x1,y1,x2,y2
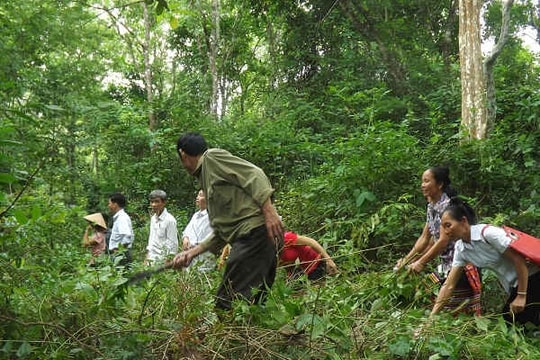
[
  {"x1": 219, "y1": 231, "x2": 338, "y2": 281},
  {"x1": 280, "y1": 231, "x2": 338, "y2": 281},
  {"x1": 432, "y1": 197, "x2": 540, "y2": 326}
]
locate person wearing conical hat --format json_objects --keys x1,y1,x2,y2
[{"x1": 82, "y1": 212, "x2": 108, "y2": 261}]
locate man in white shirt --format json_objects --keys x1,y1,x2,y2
[
  {"x1": 182, "y1": 189, "x2": 214, "y2": 271},
  {"x1": 145, "y1": 190, "x2": 179, "y2": 264},
  {"x1": 108, "y1": 192, "x2": 134, "y2": 266}
]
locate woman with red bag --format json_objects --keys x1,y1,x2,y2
[{"x1": 431, "y1": 197, "x2": 540, "y2": 326}]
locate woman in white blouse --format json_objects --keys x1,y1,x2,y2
[{"x1": 431, "y1": 197, "x2": 540, "y2": 326}]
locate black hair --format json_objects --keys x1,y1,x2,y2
[
  {"x1": 109, "y1": 192, "x2": 127, "y2": 208},
  {"x1": 429, "y1": 166, "x2": 458, "y2": 198},
  {"x1": 176, "y1": 132, "x2": 208, "y2": 156},
  {"x1": 442, "y1": 197, "x2": 477, "y2": 225}
]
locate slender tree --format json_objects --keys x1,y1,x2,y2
[
  {"x1": 96, "y1": 0, "x2": 167, "y2": 130},
  {"x1": 143, "y1": 1, "x2": 158, "y2": 129},
  {"x1": 459, "y1": 0, "x2": 487, "y2": 140}
]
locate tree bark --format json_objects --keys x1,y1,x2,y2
[
  {"x1": 195, "y1": 0, "x2": 221, "y2": 119},
  {"x1": 143, "y1": 1, "x2": 157, "y2": 130},
  {"x1": 210, "y1": 0, "x2": 220, "y2": 119},
  {"x1": 459, "y1": 0, "x2": 487, "y2": 140}
]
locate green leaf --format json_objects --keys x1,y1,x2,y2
[
  {"x1": 474, "y1": 316, "x2": 490, "y2": 332},
  {"x1": 44, "y1": 104, "x2": 65, "y2": 111},
  {"x1": 0, "y1": 173, "x2": 16, "y2": 184},
  {"x1": 169, "y1": 16, "x2": 179, "y2": 29},
  {"x1": 370, "y1": 298, "x2": 384, "y2": 312},
  {"x1": 16, "y1": 342, "x2": 33, "y2": 357},
  {"x1": 355, "y1": 190, "x2": 376, "y2": 209},
  {"x1": 388, "y1": 337, "x2": 411, "y2": 356},
  {"x1": 295, "y1": 313, "x2": 325, "y2": 338},
  {"x1": 31, "y1": 205, "x2": 41, "y2": 220},
  {"x1": 2, "y1": 340, "x2": 13, "y2": 354},
  {"x1": 428, "y1": 355, "x2": 443, "y2": 360},
  {"x1": 13, "y1": 209, "x2": 28, "y2": 224}
]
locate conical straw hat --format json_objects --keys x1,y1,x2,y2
[{"x1": 83, "y1": 213, "x2": 107, "y2": 230}]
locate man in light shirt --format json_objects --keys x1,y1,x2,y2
[
  {"x1": 182, "y1": 189, "x2": 215, "y2": 271},
  {"x1": 107, "y1": 192, "x2": 134, "y2": 266},
  {"x1": 145, "y1": 190, "x2": 179, "y2": 265}
]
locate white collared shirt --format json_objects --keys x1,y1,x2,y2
[
  {"x1": 182, "y1": 209, "x2": 213, "y2": 246},
  {"x1": 453, "y1": 224, "x2": 539, "y2": 293},
  {"x1": 183, "y1": 209, "x2": 214, "y2": 271},
  {"x1": 147, "y1": 208, "x2": 178, "y2": 262},
  {"x1": 109, "y1": 208, "x2": 134, "y2": 250}
]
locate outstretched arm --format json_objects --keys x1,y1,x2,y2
[
  {"x1": 430, "y1": 265, "x2": 463, "y2": 316},
  {"x1": 409, "y1": 230, "x2": 451, "y2": 273},
  {"x1": 295, "y1": 235, "x2": 338, "y2": 275},
  {"x1": 172, "y1": 231, "x2": 214, "y2": 269},
  {"x1": 395, "y1": 223, "x2": 433, "y2": 270}
]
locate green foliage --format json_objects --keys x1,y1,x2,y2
[
  {"x1": 2, "y1": 196, "x2": 540, "y2": 359},
  {"x1": 2, "y1": 0, "x2": 540, "y2": 358}
]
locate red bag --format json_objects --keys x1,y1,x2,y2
[{"x1": 482, "y1": 225, "x2": 540, "y2": 266}]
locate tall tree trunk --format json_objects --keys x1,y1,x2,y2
[
  {"x1": 143, "y1": 1, "x2": 157, "y2": 130},
  {"x1": 209, "y1": 0, "x2": 220, "y2": 119},
  {"x1": 441, "y1": 0, "x2": 459, "y2": 70},
  {"x1": 459, "y1": 0, "x2": 487, "y2": 140},
  {"x1": 483, "y1": 0, "x2": 514, "y2": 135},
  {"x1": 92, "y1": 145, "x2": 99, "y2": 176},
  {"x1": 66, "y1": 115, "x2": 77, "y2": 206},
  {"x1": 196, "y1": 0, "x2": 221, "y2": 119}
]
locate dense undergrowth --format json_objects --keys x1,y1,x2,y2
[
  {"x1": 1, "y1": 205, "x2": 540, "y2": 359},
  {"x1": 2, "y1": 117, "x2": 540, "y2": 358},
  {"x1": 3, "y1": 1, "x2": 540, "y2": 357}
]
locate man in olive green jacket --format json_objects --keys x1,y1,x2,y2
[{"x1": 173, "y1": 132, "x2": 284, "y2": 310}]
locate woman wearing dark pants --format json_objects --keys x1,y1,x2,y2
[{"x1": 431, "y1": 197, "x2": 540, "y2": 327}]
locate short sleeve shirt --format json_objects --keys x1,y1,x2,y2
[
  {"x1": 453, "y1": 224, "x2": 522, "y2": 293},
  {"x1": 280, "y1": 231, "x2": 321, "y2": 275},
  {"x1": 426, "y1": 192, "x2": 455, "y2": 271}
]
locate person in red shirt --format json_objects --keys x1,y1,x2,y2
[
  {"x1": 280, "y1": 231, "x2": 338, "y2": 281},
  {"x1": 219, "y1": 231, "x2": 338, "y2": 281}
]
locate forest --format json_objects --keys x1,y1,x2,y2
[{"x1": 1, "y1": 0, "x2": 540, "y2": 358}]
